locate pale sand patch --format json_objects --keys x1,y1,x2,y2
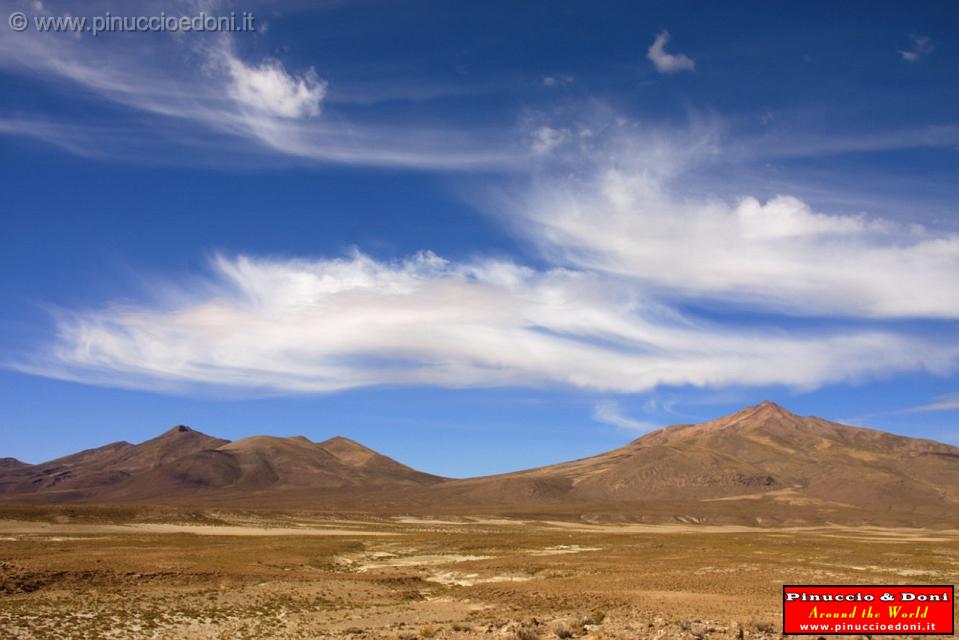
[
  {"x1": 392, "y1": 516, "x2": 471, "y2": 525},
  {"x1": 347, "y1": 553, "x2": 493, "y2": 572},
  {"x1": 830, "y1": 564, "x2": 948, "y2": 577},
  {"x1": 427, "y1": 570, "x2": 533, "y2": 587},
  {"x1": 529, "y1": 544, "x2": 602, "y2": 555},
  {"x1": 391, "y1": 516, "x2": 527, "y2": 526},
  {"x1": 463, "y1": 517, "x2": 528, "y2": 526},
  {"x1": 539, "y1": 520, "x2": 959, "y2": 540},
  {"x1": 539, "y1": 521, "x2": 766, "y2": 534},
  {"x1": 0, "y1": 520, "x2": 396, "y2": 537},
  {"x1": 815, "y1": 535, "x2": 957, "y2": 544},
  {"x1": 704, "y1": 488, "x2": 858, "y2": 509},
  {"x1": 127, "y1": 523, "x2": 398, "y2": 537},
  {"x1": 817, "y1": 525, "x2": 959, "y2": 543}
]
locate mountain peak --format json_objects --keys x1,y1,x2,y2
[
  {"x1": 318, "y1": 436, "x2": 382, "y2": 466},
  {"x1": 141, "y1": 425, "x2": 228, "y2": 452},
  {"x1": 721, "y1": 401, "x2": 797, "y2": 425},
  {"x1": 638, "y1": 401, "x2": 807, "y2": 445},
  {"x1": 0, "y1": 457, "x2": 29, "y2": 470},
  {"x1": 319, "y1": 435, "x2": 366, "y2": 448},
  {"x1": 756, "y1": 400, "x2": 781, "y2": 409},
  {"x1": 750, "y1": 400, "x2": 792, "y2": 417},
  {"x1": 163, "y1": 425, "x2": 194, "y2": 436}
]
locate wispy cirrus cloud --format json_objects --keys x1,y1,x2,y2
[
  {"x1": 529, "y1": 125, "x2": 570, "y2": 156},
  {"x1": 0, "y1": 116, "x2": 110, "y2": 157},
  {"x1": 0, "y1": 0, "x2": 521, "y2": 169},
  {"x1": 647, "y1": 31, "x2": 695, "y2": 74},
  {"x1": 2, "y1": 4, "x2": 955, "y2": 170},
  {"x1": 542, "y1": 74, "x2": 574, "y2": 87},
  {"x1": 899, "y1": 35, "x2": 934, "y2": 63},
  {"x1": 593, "y1": 401, "x2": 658, "y2": 433},
  {"x1": 901, "y1": 393, "x2": 959, "y2": 413}
]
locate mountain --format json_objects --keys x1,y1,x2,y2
[
  {"x1": 0, "y1": 428, "x2": 440, "y2": 505},
  {"x1": 118, "y1": 434, "x2": 444, "y2": 505},
  {"x1": 0, "y1": 426, "x2": 227, "y2": 499},
  {"x1": 2, "y1": 403, "x2": 958, "y2": 526},
  {"x1": 0, "y1": 458, "x2": 28, "y2": 471},
  {"x1": 422, "y1": 402, "x2": 959, "y2": 526}
]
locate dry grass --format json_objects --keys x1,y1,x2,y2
[{"x1": 0, "y1": 505, "x2": 957, "y2": 639}]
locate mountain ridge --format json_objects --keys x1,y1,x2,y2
[{"x1": 2, "y1": 402, "x2": 958, "y2": 527}]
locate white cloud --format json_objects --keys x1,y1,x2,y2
[
  {"x1": 4, "y1": 12, "x2": 959, "y2": 398},
  {"x1": 0, "y1": 13, "x2": 519, "y2": 170},
  {"x1": 17, "y1": 252, "x2": 955, "y2": 395},
  {"x1": 224, "y1": 57, "x2": 326, "y2": 119},
  {"x1": 738, "y1": 124, "x2": 959, "y2": 161},
  {"x1": 902, "y1": 393, "x2": 959, "y2": 413},
  {"x1": 530, "y1": 126, "x2": 570, "y2": 156},
  {"x1": 899, "y1": 35, "x2": 934, "y2": 63},
  {"x1": 593, "y1": 401, "x2": 658, "y2": 432},
  {"x1": 12, "y1": 116, "x2": 959, "y2": 396},
  {"x1": 0, "y1": 116, "x2": 105, "y2": 157},
  {"x1": 543, "y1": 74, "x2": 574, "y2": 87},
  {"x1": 510, "y1": 136, "x2": 959, "y2": 318},
  {"x1": 2, "y1": 8, "x2": 954, "y2": 170},
  {"x1": 647, "y1": 31, "x2": 695, "y2": 74}
]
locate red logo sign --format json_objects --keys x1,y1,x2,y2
[{"x1": 783, "y1": 585, "x2": 954, "y2": 635}]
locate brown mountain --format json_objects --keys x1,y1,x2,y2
[
  {"x1": 0, "y1": 458, "x2": 28, "y2": 471},
  {"x1": 118, "y1": 434, "x2": 445, "y2": 505},
  {"x1": 0, "y1": 428, "x2": 441, "y2": 505},
  {"x1": 422, "y1": 402, "x2": 959, "y2": 526},
  {"x1": 0, "y1": 426, "x2": 227, "y2": 499},
  {"x1": 2, "y1": 403, "x2": 957, "y2": 526}
]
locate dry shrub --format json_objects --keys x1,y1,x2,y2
[{"x1": 513, "y1": 626, "x2": 541, "y2": 640}]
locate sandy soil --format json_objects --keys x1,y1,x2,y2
[
  {"x1": 1, "y1": 507, "x2": 957, "y2": 639},
  {"x1": 0, "y1": 520, "x2": 398, "y2": 537}
]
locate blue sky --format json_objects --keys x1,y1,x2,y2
[{"x1": 1, "y1": 0, "x2": 957, "y2": 476}]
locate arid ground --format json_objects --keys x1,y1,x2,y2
[{"x1": 1, "y1": 506, "x2": 957, "y2": 640}]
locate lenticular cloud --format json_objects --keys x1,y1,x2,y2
[{"x1": 21, "y1": 250, "x2": 956, "y2": 395}]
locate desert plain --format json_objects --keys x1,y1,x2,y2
[{"x1": 2, "y1": 506, "x2": 958, "y2": 640}]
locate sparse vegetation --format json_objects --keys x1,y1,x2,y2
[
  {"x1": 1, "y1": 506, "x2": 955, "y2": 639},
  {"x1": 553, "y1": 625, "x2": 574, "y2": 639},
  {"x1": 512, "y1": 626, "x2": 541, "y2": 640}
]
